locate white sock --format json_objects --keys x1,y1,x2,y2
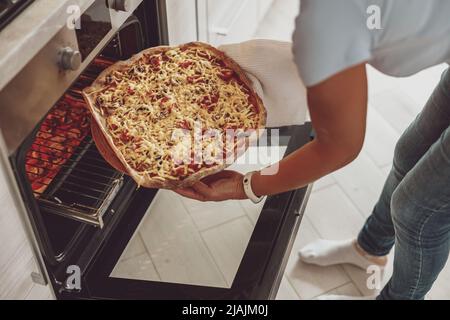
[
  {"x1": 316, "y1": 294, "x2": 377, "y2": 300},
  {"x1": 298, "y1": 239, "x2": 382, "y2": 271}
]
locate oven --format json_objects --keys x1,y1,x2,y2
[{"x1": 0, "y1": 0, "x2": 312, "y2": 300}]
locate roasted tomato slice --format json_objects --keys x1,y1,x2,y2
[
  {"x1": 248, "y1": 96, "x2": 259, "y2": 114},
  {"x1": 197, "y1": 50, "x2": 210, "y2": 59},
  {"x1": 199, "y1": 93, "x2": 219, "y2": 110},
  {"x1": 173, "y1": 166, "x2": 186, "y2": 178},
  {"x1": 150, "y1": 56, "x2": 160, "y2": 66},
  {"x1": 159, "y1": 96, "x2": 169, "y2": 106},
  {"x1": 109, "y1": 124, "x2": 119, "y2": 131},
  {"x1": 134, "y1": 163, "x2": 149, "y2": 172},
  {"x1": 178, "y1": 120, "x2": 191, "y2": 130},
  {"x1": 218, "y1": 69, "x2": 234, "y2": 81},
  {"x1": 148, "y1": 56, "x2": 161, "y2": 71},
  {"x1": 179, "y1": 61, "x2": 193, "y2": 68},
  {"x1": 120, "y1": 131, "x2": 133, "y2": 143},
  {"x1": 188, "y1": 163, "x2": 202, "y2": 172},
  {"x1": 187, "y1": 75, "x2": 202, "y2": 84}
]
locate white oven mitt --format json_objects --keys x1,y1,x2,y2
[{"x1": 219, "y1": 39, "x2": 308, "y2": 128}]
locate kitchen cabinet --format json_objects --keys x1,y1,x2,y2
[
  {"x1": 205, "y1": 0, "x2": 275, "y2": 46},
  {"x1": 258, "y1": 0, "x2": 274, "y2": 22},
  {"x1": 165, "y1": 0, "x2": 274, "y2": 46},
  {"x1": 207, "y1": 0, "x2": 259, "y2": 46},
  {"x1": 165, "y1": 0, "x2": 198, "y2": 45}
]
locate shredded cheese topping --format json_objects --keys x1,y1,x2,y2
[{"x1": 91, "y1": 45, "x2": 261, "y2": 181}]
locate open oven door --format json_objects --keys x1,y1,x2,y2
[{"x1": 74, "y1": 124, "x2": 313, "y2": 300}]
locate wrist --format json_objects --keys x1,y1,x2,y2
[
  {"x1": 251, "y1": 171, "x2": 264, "y2": 197},
  {"x1": 243, "y1": 171, "x2": 265, "y2": 203}
]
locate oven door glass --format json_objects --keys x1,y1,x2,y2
[
  {"x1": 110, "y1": 145, "x2": 286, "y2": 289},
  {"x1": 84, "y1": 125, "x2": 312, "y2": 300}
]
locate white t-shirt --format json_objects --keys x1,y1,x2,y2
[{"x1": 292, "y1": 0, "x2": 450, "y2": 87}]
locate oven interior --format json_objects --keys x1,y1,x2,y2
[{"x1": 9, "y1": 10, "x2": 159, "y2": 289}]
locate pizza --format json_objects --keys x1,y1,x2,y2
[{"x1": 82, "y1": 42, "x2": 266, "y2": 189}]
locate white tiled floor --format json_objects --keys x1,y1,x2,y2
[{"x1": 257, "y1": 0, "x2": 450, "y2": 300}]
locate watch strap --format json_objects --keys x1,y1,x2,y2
[{"x1": 243, "y1": 172, "x2": 264, "y2": 204}]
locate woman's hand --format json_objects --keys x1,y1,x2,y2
[{"x1": 174, "y1": 171, "x2": 248, "y2": 202}]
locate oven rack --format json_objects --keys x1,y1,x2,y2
[
  {"x1": 25, "y1": 56, "x2": 126, "y2": 227},
  {"x1": 27, "y1": 112, "x2": 125, "y2": 226},
  {"x1": 31, "y1": 134, "x2": 124, "y2": 228},
  {"x1": 30, "y1": 130, "x2": 123, "y2": 227}
]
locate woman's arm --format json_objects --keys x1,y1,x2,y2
[
  {"x1": 252, "y1": 63, "x2": 368, "y2": 196},
  {"x1": 174, "y1": 63, "x2": 368, "y2": 201}
]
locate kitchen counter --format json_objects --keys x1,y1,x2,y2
[{"x1": 0, "y1": 0, "x2": 95, "y2": 91}]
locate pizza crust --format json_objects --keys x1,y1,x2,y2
[{"x1": 82, "y1": 42, "x2": 266, "y2": 189}]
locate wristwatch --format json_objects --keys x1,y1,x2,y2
[{"x1": 243, "y1": 171, "x2": 265, "y2": 204}]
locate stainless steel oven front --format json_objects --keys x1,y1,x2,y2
[{"x1": 0, "y1": 0, "x2": 311, "y2": 300}]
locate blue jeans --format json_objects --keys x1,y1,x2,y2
[{"x1": 357, "y1": 68, "x2": 450, "y2": 300}]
